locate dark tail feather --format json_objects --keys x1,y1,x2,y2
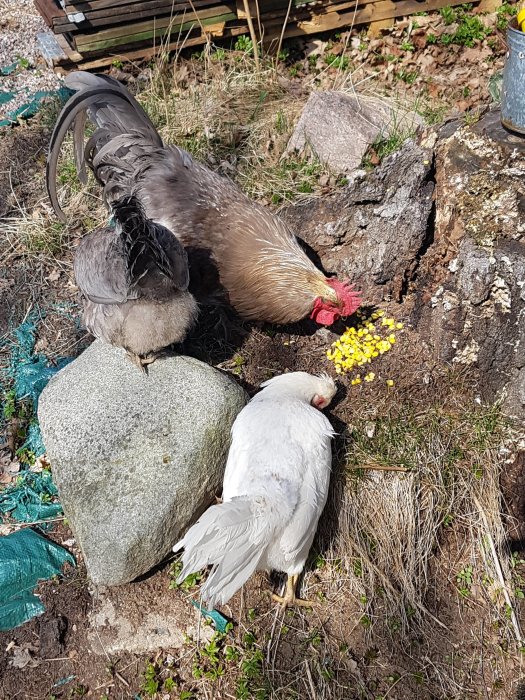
[
  {"x1": 46, "y1": 73, "x2": 162, "y2": 222},
  {"x1": 110, "y1": 195, "x2": 178, "y2": 288}
]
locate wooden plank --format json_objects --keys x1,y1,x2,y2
[
  {"x1": 204, "y1": 20, "x2": 226, "y2": 35},
  {"x1": 74, "y1": 10, "x2": 236, "y2": 52},
  {"x1": 49, "y1": 0, "x2": 397, "y2": 35},
  {"x1": 54, "y1": 28, "x2": 84, "y2": 60},
  {"x1": 64, "y1": 0, "x2": 215, "y2": 8},
  {"x1": 55, "y1": 0, "x2": 235, "y2": 32},
  {"x1": 57, "y1": 19, "x2": 247, "y2": 68},
  {"x1": 233, "y1": 0, "x2": 381, "y2": 32},
  {"x1": 48, "y1": 0, "x2": 493, "y2": 67},
  {"x1": 63, "y1": 0, "x2": 214, "y2": 13},
  {"x1": 55, "y1": 0, "x2": 215, "y2": 29},
  {"x1": 74, "y1": 2, "x2": 234, "y2": 42},
  {"x1": 237, "y1": 0, "x2": 304, "y2": 18},
  {"x1": 273, "y1": 0, "x2": 479, "y2": 38},
  {"x1": 368, "y1": 0, "x2": 396, "y2": 35},
  {"x1": 52, "y1": 1, "x2": 229, "y2": 32},
  {"x1": 475, "y1": 0, "x2": 501, "y2": 10},
  {"x1": 236, "y1": 0, "x2": 378, "y2": 19},
  {"x1": 34, "y1": 0, "x2": 67, "y2": 25}
]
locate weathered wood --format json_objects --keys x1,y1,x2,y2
[
  {"x1": 73, "y1": 2, "x2": 233, "y2": 41},
  {"x1": 36, "y1": 0, "x2": 496, "y2": 67},
  {"x1": 55, "y1": 21, "x2": 248, "y2": 67},
  {"x1": 52, "y1": 1, "x2": 229, "y2": 32},
  {"x1": 475, "y1": 0, "x2": 501, "y2": 10},
  {"x1": 62, "y1": 0, "x2": 213, "y2": 15},
  {"x1": 236, "y1": 0, "x2": 313, "y2": 18},
  {"x1": 54, "y1": 27, "x2": 84, "y2": 60},
  {"x1": 64, "y1": 0, "x2": 216, "y2": 7},
  {"x1": 368, "y1": 0, "x2": 396, "y2": 35},
  {"x1": 74, "y1": 10, "x2": 236, "y2": 52},
  {"x1": 34, "y1": 0, "x2": 67, "y2": 26},
  {"x1": 278, "y1": 0, "x2": 483, "y2": 39}
]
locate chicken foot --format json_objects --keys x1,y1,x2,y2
[
  {"x1": 126, "y1": 351, "x2": 158, "y2": 373},
  {"x1": 271, "y1": 574, "x2": 319, "y2": 608}
]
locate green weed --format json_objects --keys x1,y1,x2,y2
[
  {"x1": 169, "y1": 559, "x2": 203, "y2": 591},
  {"x1": 456, "y1": 565, "x2": 474, "y2": 597},
  {"x1": 234, "y1": 35, "x2": 254, "y2": 54},
  {"x1": 497, "y1": 2, "x2": 518, "y2": 30}
]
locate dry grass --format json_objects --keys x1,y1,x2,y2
[
  {"x1": 138, "y1": 47, "x2": 337, "y2": 205},
  {"x1": 286, "y1": 392, "x2": 523, "y2": 699},
  {"x1": 2, "y1": 133, "x2": 105, "y2": 263},
  {"x1": 328, "y1": 399, "x2": 513, "y2": 624},
  {"x1": 160, "y1": 377, "x2": 522, "y2": 699}
]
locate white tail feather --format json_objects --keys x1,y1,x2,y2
[{"x1": 173, "y1": 499, "x2": 270, "y2": 608}]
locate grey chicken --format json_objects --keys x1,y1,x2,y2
[
  {"x1": 74, "y1": 194, "x2": 198, "y2": 370},
  {"x1": 47, "y1": 71, "x2": 361, "y2": 326}
]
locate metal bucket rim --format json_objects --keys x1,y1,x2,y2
[{"x1": 507, "y1": 16, "x2": 523, "y2": 37}]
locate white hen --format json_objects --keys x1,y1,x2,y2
[{"x1": 173, "y1": 371, "x2": 336, "y2": 608}]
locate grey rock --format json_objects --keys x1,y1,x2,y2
[
  {"x1": 87, "y1": 586, "x2": 215, "y2": 655},
  {"x1": 285, "y1": 91, "x2": 423, "y2": 174},
  {"x1": 282, "y1": 139, "x2": 435, "y2": 303},
  {"x1": 38, "y1": 341, "x2": 247, "y2": 585},
  {"x1": 410, "y1": 108, "x2": 525, "y2": 418}
]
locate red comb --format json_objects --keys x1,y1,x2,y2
[{"x1": 326, "y1": 278, "x2": 362, "y2": 316}]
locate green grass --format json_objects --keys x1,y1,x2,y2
[
  {"x1": 332, "y1": 393, "x2": 512, "y2": 641},
  {"x1": 140, "y1": 52, "x2": 336, "y2": 205},
  {"x1": 17, "y1": 219, "x2": 69, "y2": 256},
  {"x1": 346, "y1": 402, "x2": 506, "y2": 474},
  {"x1": 57, "y1": 159, "x2": 83, "y2": 192},
  {"x1": 323, "y1": 53, "x2": 351, "y2": 70},
  {"x1": 362, "y1": 125, "x2": 415, "y2": 168}
]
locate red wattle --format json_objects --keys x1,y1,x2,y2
[{"x1": 311, "y1": 298, "x2": 338, "y2": 325}]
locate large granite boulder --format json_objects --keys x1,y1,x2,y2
[
  {"x1": 412, "y1": 110, "x2": 525, "y2": 417},
  {"x1": 38, "y1": 341, "x2": 247, "y2": 586}
]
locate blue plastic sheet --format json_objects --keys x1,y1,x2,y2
[
  {"x1": 191, "y1": 599, "x2": 230, "y2": 633},
  {"x1": 0, "y1": 470, "x2": 62, "y2": 523},
  {"x1": 0, "y1": 529, "x2": 75, "y2": 631},
  {"x1": 0, "y1": 83, "x2": 73, "y2": 128},
  {"x1": 1, "y1": 311, "x2": 73, "y2": 458}
]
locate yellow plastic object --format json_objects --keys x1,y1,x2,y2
[{"x1": 518, "y1": 8, "x2": 525, "y2": 32}]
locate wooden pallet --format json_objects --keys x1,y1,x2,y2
[{"x1": 34, "y1": 0, "x2": 503, "y2": 69}]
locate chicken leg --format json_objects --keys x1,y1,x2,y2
[
  {"x1": 271, "y1": 574, "x2": 319, "y2": 608},
  {"x1": 126, "y1": 351, "x2": 157, "y2": 373}
]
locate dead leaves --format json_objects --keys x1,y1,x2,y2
[
  {"x1": 6, "y1": 641, "x2": 40, "y2": 669},
  {"x1": 0, "y1": 445, "x2": 19, "y2": 485}
]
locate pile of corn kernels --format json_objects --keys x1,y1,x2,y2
[{"x1": 326, "y1": 310, "x2": 403, "y2": 385}]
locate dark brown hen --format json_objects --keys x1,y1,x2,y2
[
  {"x1": 75, "y1": 195, "x2": 198, "y2": 370},
  {"x1": 48, "y1": 71, "x2": 361, "y2": 326}
]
